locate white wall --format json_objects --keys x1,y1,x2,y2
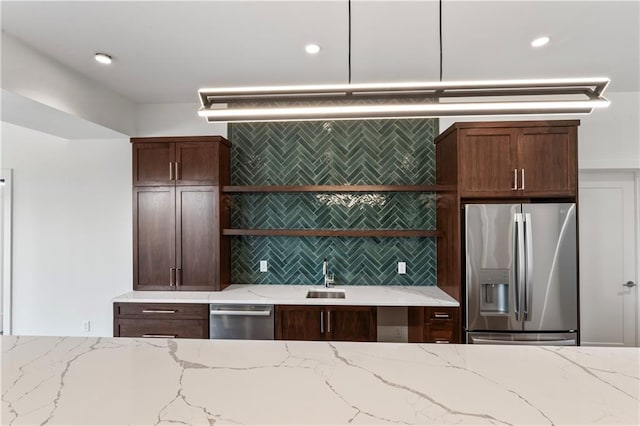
[
  {"x1": 136, "y1": 103, "x2": 227, "y2": 137},
  {"x1": 440, "y1": 91, "x2": 640, "y2": 170},
  {"x1": 0, "y1": 122, "x2": 131, "y2": 337},
  {"x1": 1, "y1": 32, "x2": 136, "y2": 136}
]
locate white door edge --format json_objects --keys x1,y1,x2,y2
[{"x1": 1, "y1": 169, "x2": 12, "y2": 335}]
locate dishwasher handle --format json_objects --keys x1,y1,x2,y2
[{"x1": 210, "y1": 309, "x2": 272, "y2": 317}]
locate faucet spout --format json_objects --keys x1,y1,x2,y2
[{"x1": 323, "y1": 258, "x2": 334, "y2": 288}]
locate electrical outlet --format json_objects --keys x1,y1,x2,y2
[
  {"x1": 259, "y1": 260, "x2": 268, "y2": 272},
  {"x1": 83, "y1": 320, "x2": 91, "y2": 332},
  {"x1": 394, "y1": 327, "x2": 402, "y2": 338},
  {"x1": 398, "y1": 262, "x2": 406, "y2": 274}
]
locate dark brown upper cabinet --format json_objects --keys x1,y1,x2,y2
[
  {"x1": 131, "y1": 137, "x2": 231, "y2": 291},
  {"x1": 132, "y1": 136, "x2": 230, "y2": 187},
  {"x1": 437, "y1": 121, "x2": 578, "y2": 199}
]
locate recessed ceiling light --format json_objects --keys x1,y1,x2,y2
[
  {"x1": 305, "y1": 44, "x2": 321, "y2": 55},
  {"x1": 531, "y1": 36, "x2": 550, "y2": 48},
  {"x1": 94, "y1": 53, "x2": 113, "y2": 65}
]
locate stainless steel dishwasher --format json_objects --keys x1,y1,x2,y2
[{"x1": 209, "y1": 304, "x2": 274, "y2": 339}]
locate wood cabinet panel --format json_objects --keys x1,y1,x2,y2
[
  {"x1": 114, "y1": 303, "x2": 208, "y2": 319},
  {"x1": 517, "y1": 126, "x2": 576, "y2": 195},
  {"x1": 113, "y1": 303, "x2": 209, "y2": 338},
  {"x1": 133, "y1": 187, "x2": 176, "y2": 290},
  {"x1": 176, "y1": 142, "x2": 219, "y2": 185},
  {"x1": 115, "y1": 318, "x2": 208, "y2": 339},
  {"x1": 133, "y1": 142, "x2": 174, "y2": 186},
  {"x1": 275, "y1": 305, "x2": 324, "y2": 341},
  {"x1": 459, "y1": 129, "x2": 518, "y2": 194},
  {"x1": 407, "y1": 306, "x2": 461, "y2": 343},
  {"x1": 454, "y1": 123, "x2": 578, "y2": 198},
  {"x1": 176, "y1": 187, "x2": 218, "y2": 290},
  {"x1": 276, "y1": 305, "x2": 376, "y2": 342},
  {"x1": 424, "y1": 307, "x2": 460, "y2": 344},
  {"x1": 328, "y1": 306, "x2": 376, "y2": 342},
  {"x1": 130, "y1": 137, "x2": 230, "y2": 292}
]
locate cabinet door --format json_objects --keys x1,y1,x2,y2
[
  {"x1": 133, "y1": 143, "x2": 175, "y2": 186},
  {"x1": 275, "y1": 306, "x2": 325, "y2": 340},
  {"x1": 176, "y1": 186, "x2": 218, "y2": 291},
  {"x1": 459, "y1": 128, "x2": 518, "y2": 196},
  {"x1": 133, "y1": 187, "x2": 176, "y2": 290},
  {"x1": 327, "y1": 306, "x2": 377, "y2": 342},
  {"x1": 517, "y1": 126, "x2": 577, "y2": 196},
  {"x1": 175, "y1": 142, "x2": 219, "y2": 185}
]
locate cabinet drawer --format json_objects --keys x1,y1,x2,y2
[
  {"x1": 114, "y1": 303, "x2": 208, "y2": 319},
  {"x1": 408, "y1": 306, "x2": 461, "y2": 344},
  {"x1": 115, "y1": 319, "x2": 208, "y2": 339},
  {"x1": 424, "y1": 321, "x2": 456, "y2": 344},
  {"x1": 424, "y1": 307, "x2": 459, "y2": 322}
]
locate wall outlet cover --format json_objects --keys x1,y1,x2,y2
[
  {"x1": 82, "y1": 320, "x2": 90, "y2": 332},
  {"x1": 259, "y1": 260, "x2": 268, "y2": 272},
  {"x1": 398, "y1": 262, "x2": 407, "y2": 274}
]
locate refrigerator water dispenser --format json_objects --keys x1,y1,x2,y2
[{"x1": 480, "y1": 283, "x2": 509, "y2": 315}]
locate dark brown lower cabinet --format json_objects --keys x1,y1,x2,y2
[
  {"x1": 276, "y1": 305, "x2": 377, "y2": 342},
  {"x1": 408, "y1": 306, "x2": 461, "y2": 343},
  {"x1": 113, "y1": 303, "x2": 209, "y2": 339}
]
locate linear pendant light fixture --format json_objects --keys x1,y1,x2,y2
[{"x1": 197, "y1": 2, "x2": 610, "y2": 123}]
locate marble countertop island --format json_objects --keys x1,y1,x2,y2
[
  {"x1": 113, "y1": 284, "x2": 459, "y2": 307},
  {"x1": 2, "y1": 336, "x2": 638, "y2": 425}
]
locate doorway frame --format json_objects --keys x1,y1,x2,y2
[{"x1": 1, "y1": 169, "x2": 12, "y2": 335}]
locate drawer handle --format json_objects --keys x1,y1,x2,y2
[
  {"x1": 433, "y1": 313, "x2": 450, "y2": 319},
  {"x1": 142, "y1": 310, "x2": 177, "y2": 314},
  {"x1": 142, "y1": 334, "x2": 176, "y2": 338},
  {"x1": 210, "y1": 310, "x2": 271, "y2": 316},
  {"x1": 435, "y1": 340, "x2": 450, "y2": 344}
]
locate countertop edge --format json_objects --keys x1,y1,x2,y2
[{"x1": 112, "y1": 285, "x2": 460, "y2": 307}]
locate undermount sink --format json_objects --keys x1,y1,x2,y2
[{"x1": 306, "y1": 289, "x2": 346, "y2": 299}]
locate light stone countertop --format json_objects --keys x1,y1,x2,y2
[
  {"x1": 112, "y1": 284, "x2": 459, "y2": 307},
  {"x1": 2, "y1": 336, "x2": 638, "y2": 425}
]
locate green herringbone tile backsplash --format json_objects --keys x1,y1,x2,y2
[{"x1": 229, "y1": 118, "x2": 438, "y2": 285}]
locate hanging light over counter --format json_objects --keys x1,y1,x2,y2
[
  {"x1": 197, "y1": 77, "x2": 609, "y2": 123},
  {"x1": 197, "y1": 0, "x2": 609, "y2": 123}
]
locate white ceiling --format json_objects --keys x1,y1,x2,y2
[{"x1": 1, "y1": 1, "x2": 638, "y2": 104}]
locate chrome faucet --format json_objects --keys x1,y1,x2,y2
[{"x1": 323, "y1": 258, "x2": 335, "y2": 288}]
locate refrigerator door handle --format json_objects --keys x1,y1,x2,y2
[
  {"x1": 524, "y1": 213, "x2": 533, "y2": 321},
  {"x1": 514, "y1": 213, "x2": 525, "y2": 322}
]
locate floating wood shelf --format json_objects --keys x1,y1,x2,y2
[
  {"x1": 223, "y1": 229, "x2": 441, "y2": 238},
  {"x1": 222, "y1": 185, "x2": 454, "y2": 193}
]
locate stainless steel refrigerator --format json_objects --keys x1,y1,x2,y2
[{"x1": 464, "y1": 203, "x2": 578, "y2": 345}]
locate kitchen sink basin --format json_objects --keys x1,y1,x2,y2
[{"x1": 306, "y1": 289, "x2": 346, "y2": 299}]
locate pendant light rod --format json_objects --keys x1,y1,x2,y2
[
  {"x1": 348, "y1": 0, "x2": 352, "y2": 84},
  {"x1": 439, "y1": 0, "x2": 443, "y2": 82}
]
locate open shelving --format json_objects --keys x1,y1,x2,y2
[{"x1": 223, "y1": 184, "x2": 445, "y2": 238}]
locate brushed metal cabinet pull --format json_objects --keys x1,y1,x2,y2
[
  {"x1": 142, "y1": 310, "x2": 177, "y2": 314},
  {"x1": 512, "y1": 169, "x2": 518, "y2": 190},
  {"x1": 176, "y1": 268, "x2": 182, "y2": 286},
  {"x1": 320, "y1": 311, "x2": 324, "y2": 333},
  {"x1": 142, "y1": 334, "x2": 176, "y2": 338},
  {"x1": 435, "y1": 340, "x2": 450, "y2": 344},
  {"x1": 520, "y1": 169, "x2": 525, "y2": 190},
  {"x1": 170, "y1": 267, "x2": 176, "y2": 286},
  {"x1": 169, "y1": 162, "x2": 174, "y2": 180},
  {"x1": 327, "y1": 311, "x2": 331, "y2": 333},
  {"x1": 175, "y1": 162, "x2": 180, "y2": 181},
  {"x1": 434, "y1": 313, "x2": 450, "y2": 319}
]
